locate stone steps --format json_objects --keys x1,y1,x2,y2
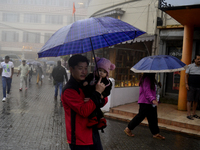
[{"x1": 104, "y1": 107, "x2": 200, "y2": 137}]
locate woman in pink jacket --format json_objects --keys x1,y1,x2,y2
[{"x1": 124, "y1": 73, "x2": 165, "y2": 140}]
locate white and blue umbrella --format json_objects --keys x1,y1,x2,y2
[
  {"x1": 131, "y1": 55, "x2": 188, "y2": 73},
  {"x1": 38, "y1": 17, "x2": 145, "y2": 58}
]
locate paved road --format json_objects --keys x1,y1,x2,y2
[{"x1": 0, "y1": 75, "x2": 200, "y2": 150}]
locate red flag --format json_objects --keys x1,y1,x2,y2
[{"x1": 73, "y1": 2, "x2": 76, "y2": 15}]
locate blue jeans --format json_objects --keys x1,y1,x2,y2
[
  {"x1": 2, "y1": 77, "x2": 12, "y2": 98},
  {"x1": 54, "y1": 82, "x2": 63, "y2": 97}
]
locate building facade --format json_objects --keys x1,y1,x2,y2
[
  {"x1": 0, "y1": 0, "x2": 90, "y2": 62},
  {"x1": 159, "y1": 0, "x2": 200, "y2": 110}
]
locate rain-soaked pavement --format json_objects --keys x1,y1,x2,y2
[{"x1": 0, "y1": 75, "x2": 200, "y2": 150}]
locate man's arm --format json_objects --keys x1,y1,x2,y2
[
  {"x1": 26, "y1": 66, "x2": 30, "y2": 76},
  {"x1": 185, "y1": 73, "x2": 189, "y2": 90},
  {"x1": 17, "y1": 70, "x2": 20, "y2": 76},
  {"x1": 17, "y1": 65, "x2": 21, "y2": 77},
  {"x1": 62, "y1": 89, "x2": 97, "y2": 118},
  {"x1": 63, "y1": 68, "x2": 68, "y2": 82},
  {"x1": 10, "y1": 62, "x2": 14, "y2": 78},
  {"x1": 51, "y1": 68, "x2": 55, "y2": 79}
]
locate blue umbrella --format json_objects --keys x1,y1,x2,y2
[
  {"x1": 38, "y1": 17, "x2": 145, "y2": 58},
  {"x1": 131, "y1": 55, "x2": 188, "y2": 73}
]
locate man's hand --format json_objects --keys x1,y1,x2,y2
[
  {"x1": 186, "y1": 84, "x2": 189, "y2": 90},
  {"x1": 84, "y1": 98, "x2": 90, "y2": 103},
  {"x1": 95, "y1": 77, "x2": 105, "y2": 94}
]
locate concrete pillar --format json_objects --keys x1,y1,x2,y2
[{"x1": 178, "y1": 25, "x2": 193, "y2": 110}]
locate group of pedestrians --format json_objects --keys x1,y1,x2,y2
[{"x1": 1, "y1": 54, "x2": 200, "y2": 150}]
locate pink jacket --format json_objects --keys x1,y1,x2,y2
[{"x1": 138, "y1": 77, "x2": 156, "y2": 104}]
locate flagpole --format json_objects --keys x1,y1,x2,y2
[{"x1": 74, "y1": 12, "x2": 75, "y2": 22}]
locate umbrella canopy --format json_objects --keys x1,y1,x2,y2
[
  {"x1": 46, "y1": 61, "x2": 56, "y2": 65},
  {"x1": 131, "y1": 55, "x2": 188, "y2": 73},
  {"x1": 38, "y1": 58, "x2": 48, "y2": 62},
  {"x1": 38, "y1": 17, "x2": 145, "y2": 58},
  {"x1": 30, "y1": 61, "x2": 42, "y2": 66}
]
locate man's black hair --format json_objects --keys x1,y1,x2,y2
[
  {"x1": 68, "y1": 54, "x2": 89, "y2": 68},
  {"x1": 57, "y1": 60, "x2": 61, "y2": 66},
  {"x1": 195, "y1": 54, "x2": 200, "y2": 59},
  {"x1": 5, "y1": 56, "x2": 9, "y2": 60}
]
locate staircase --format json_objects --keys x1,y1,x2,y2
[{"x1": 104, "y1": 102, "x2": 200, "y2": 136}]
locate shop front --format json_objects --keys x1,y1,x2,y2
[
  {"x1": 81, "y1": 36, "x2": 154, "y2": 110},
  {"x1": 159, "y1": 28, "x2": 200, "y2": 105}
]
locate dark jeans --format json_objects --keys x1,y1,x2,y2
[
  {"x1": 69, "y1": 129, "x2": 103, "y2": 150},
  {"x1": 54, "y1": 82, "x2": 63, "y2": 97},
  {"x1": 128, "y1": 103, "x2": 159, "y2": 135},
  {"x1": 2, "y1": 77, "x2": 12, "y2": 98}
]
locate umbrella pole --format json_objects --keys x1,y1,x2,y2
[{"x1": 90, "y1": 38, "x2": 100, "y2": 77}]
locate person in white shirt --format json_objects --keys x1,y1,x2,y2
[
  {"x1": 0, "y1": 56, "x2": 14, "y2": 102},
  {"x1": 17, "y1": 60, "x2": 30, "y2": 91}
]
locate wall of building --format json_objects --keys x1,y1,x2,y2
[
  {"x1": 0, "y1": 0, "x2": 89, "y2": 60},
  {"x1": 87, "y1": 0, "x2": 159, "y2": 34},
  {"x1": 102, "y1": 78, "x2": 139, "y2": 111}
]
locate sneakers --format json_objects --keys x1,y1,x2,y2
[
  {"x1": 6, "y1": 94, "x2": 9, "y2": 98},
  {"x1": 2, "y1": 97, "x2": 6, "y2": 102},
  {"x1": 19, "y1": 88, "x2": 22, "y2": 91}
]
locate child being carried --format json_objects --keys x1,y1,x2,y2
[{"x1": 82, "y1": 57, "x2": 115, "y2": 132}]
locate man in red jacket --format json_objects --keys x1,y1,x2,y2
[{"x1": 61, "y1": 55, "x2": 107, "y2": 150}]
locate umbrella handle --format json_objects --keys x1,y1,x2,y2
[{"x1": 90, "y1": 38, "x2": 100, "y2": 77}]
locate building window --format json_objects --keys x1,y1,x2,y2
[
  {"x1": 45, "y1": 0, "x2": 59, "y2": 6},
  {"x1": 114, "y1": 50, "x2": 145, "y2": 87},
  {"x1": 44, "y1": 33, "x2": 53, "y2": 43},
  {"x1": 3, "y1": 13, "x2": 19, "y2": 22},
  {"x1": 76, "y1": 16, "x2": 85, "y2": 21},
  {"x1": 67, "y1": 16, "x2": 73, "y2": 24},
  {"x1": 23, "y1": 32, "x2": 40, "y2": 43},
  {"x1": 24, "y1": 14, "x2": 41, "y2": 23},
  {"x1": 19, "y1": 0, "x2": 45, "y2": 5},
  {"x1": 45, "y1": 15, "x2": 63, "y2": 24},
  {"x1": 2, "y1": 31, "x2": 19, "y2": 42}
]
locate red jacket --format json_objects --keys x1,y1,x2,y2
[{"x1": 61, "y1": 76, "x2": 108, "y2": 145}]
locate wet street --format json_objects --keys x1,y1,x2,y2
[{"x1": 0, "y1": 75, "x2": 200, "y2": 150}]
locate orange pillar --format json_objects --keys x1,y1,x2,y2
[{"x1": 178, "y1": 25, "x2": 194, "y2": 110}]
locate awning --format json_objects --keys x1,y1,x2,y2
[
  {"x1": 122, "y1": 34, "x2": 155, "y2": 44},
  {"x1": 92, "y1": 8, "x2": 125, "y2": 18}
]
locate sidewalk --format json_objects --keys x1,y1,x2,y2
[{"x1": 105, "y1": 102, "x2": 200, "y2": 136}]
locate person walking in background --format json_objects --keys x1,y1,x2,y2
[
  {"x1": 61, "y1": 54, "x2": 107, "y2": 150},
  {"x1": 0, "y1": 56, "x2": 14, "y2": 102},
  {"x1": 52, "y1": 61, "x2": 68, "y2": 100},
  {"x1": 28, "y1": 63, "x2": 33, "y2": 82},
  {"x1": 124, "y1": 73, "x2": 165, "y2": 140},
  {"x1": 185, "y1": 54, "x2": 200, "y2": 120},
  {"x1": 17, "y1": 60, "x2": 30, "y2": 91},
  {"x1": 36, "y1": 64, "x2": 43, "y2": 84},
  {"x1": 43, "y1": 62, "x2": 47, "y2": 75},
  {"x1": 48, "y1": 64, "x2": 54, "y2": 80}
]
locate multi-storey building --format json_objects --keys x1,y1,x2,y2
[{"x1": 0, "y1": 0, "x2": 90, "y2": 62}]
